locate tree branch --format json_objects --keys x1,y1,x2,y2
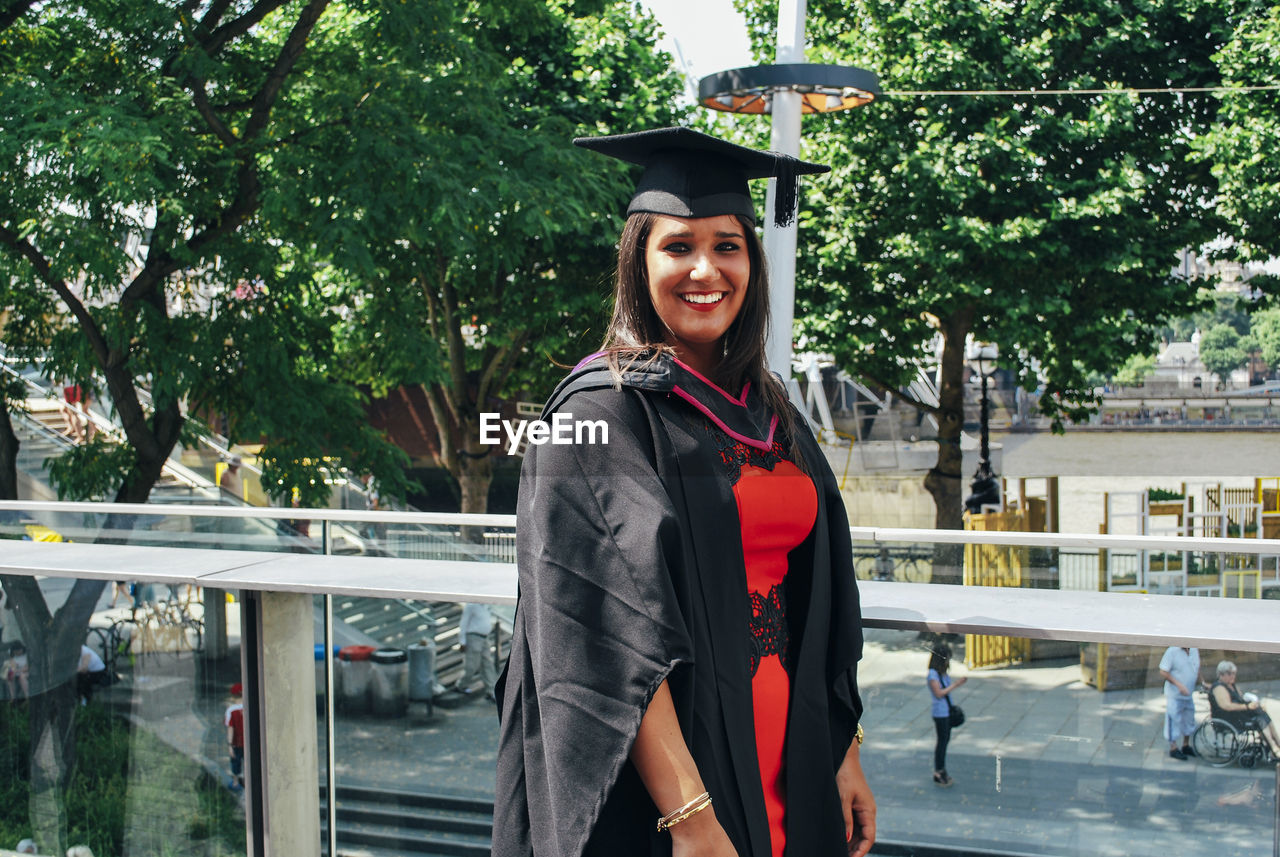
[
  {"x1": 483, "y1": 329, "x2": 531, "y2": 406},
  {"x1": 195, "y1": 0, "x2": 236, "y2": 34},
  {"x1": 120, "y1": 159, "x2": 262, "y2": 309},
  {"x1": 421, "y1": 383, "x2": 455, "y2": 473},
  {"x1": 438, "y1": 261, "x2": 469, "y2": 424},
  {"x1": 0, "y1": 574, "x2": 51, "y2": 643},
  {"x1": 202, "y1": 0, "x2": 292, "y2": 56},
  {"x1": 475, "y1": 343, "x2": 508, "y2": 407},
  {"x1": 0, "y1": 225, "x2": 111, "y2": 365},
  {"x1": 191, "y1": 82, "x2": 240, "y2": 146},
  {"x1": 241, "y1": 0, "x2": 331, "y2": 142}
]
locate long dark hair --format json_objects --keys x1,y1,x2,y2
[
  {"x1": 928, "y1": 643, "x2": 952, "y2": 676},
  {"x1": 601, "y1": 211, "x2": 801, "y2": 461}
]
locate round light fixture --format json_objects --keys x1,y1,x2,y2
[{"x1": 698, "y1": 63, "x2": 880, "y2": 115}]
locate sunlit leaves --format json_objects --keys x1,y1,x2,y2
[{"x1": 746, "y1": 0, "x2": 1230, "y2": 421}]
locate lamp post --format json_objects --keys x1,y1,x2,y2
[
  {"x1": 697, "y1": 1, "x2": 879, "y2": 382},
  {"x1": 964, "y1": 342, "x2": 1001, "y2": 515}
]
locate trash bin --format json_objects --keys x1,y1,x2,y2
[
  {"x1": 369, "y1": 648, "x2": 408, "y2": 717},
  {"x1": 314, "y1": 644, "x2": 340, "y2": 711},
  {"x1": 407, "y1": 640, "x2": 438, "y2": 702},
  {"x1": 337, "y1": 644, "x2": 377, "y2": 713}
]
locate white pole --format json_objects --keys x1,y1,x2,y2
[{"x1": 763, "y1": 0, "x2": 806, "y2": 386}]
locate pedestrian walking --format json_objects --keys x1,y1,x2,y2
[
  {"x1": 927, "y1": 643, "x2": 967, "y2": 787},
  {"x1": 453, "y1": 602, "x2": 496, "y2": 701},
  {"x1": 1158, "y1": 645, "x2": 1201, "y2": 760}
]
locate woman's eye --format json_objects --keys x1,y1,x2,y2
[
  {"x1": 717, "y1": 242, "x2": 741, "y2": 253},
  {"x1": 663, "y1": 242, "x2": 690, "y2": 253}
]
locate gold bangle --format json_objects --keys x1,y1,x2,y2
[{"x1": 656, "y1": 791, "x2": 712, "y2": 832}]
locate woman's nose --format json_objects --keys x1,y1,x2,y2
[{"x1": 690, "y1": 253, "x2": 717, "y2": 282}]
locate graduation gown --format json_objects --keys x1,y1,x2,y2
[{"x1": 493, "y1": 354, "x2": 864, "y2": 857}]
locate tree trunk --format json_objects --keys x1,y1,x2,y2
[
  {"x1": 26, "y1": 680, "x2": 77, "y2": 854},
  {"x1": 454, "y1": 415, "x2": 494, "y2": 547},
  {"x1": 923, "y1": 308, "x2": 974, "y2": 584},
  {"x1": 114, "y1": 400, "x2": 183, "y2": 504},
  {"x1": 2, "y1": 571, "x2": 104, "y2": 856}
]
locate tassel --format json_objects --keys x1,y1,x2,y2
[{"x1": 772, "y1": 153, "x2": 801, "y2": 227}]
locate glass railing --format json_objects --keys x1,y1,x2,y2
[{"x1": 0, "y1": 501, "x2": 1276, "y2": 857}]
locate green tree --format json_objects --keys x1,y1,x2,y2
[
  {"x1": 1112, "y1": 353, "x2": 1156, "y2": 388},
  {"x1": 1198, "y1": 323, "x2": 1247, "y2": 387},
  {"x1": 300, "y1": 1, "x2": 685, "y2": 514},
  {"x1": 740, "y1": 0, "x2": 1230, "y2": 532},
  {"x1": 0, "y1": 3, "x2": 427, "y2": 848},
  {"x1": 1252, "y1": 308, "x2": 1280, "y2": 372},
  {"x1": 1196, "y1": 4, "x2": 1280, "y2": 275}
]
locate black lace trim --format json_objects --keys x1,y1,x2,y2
[
  {"x1": 700, "y1": 420, "x2": 788, "y2": 486},
  {"x1": 748, "y1": 582, "x2": 790, "y2": 677}
]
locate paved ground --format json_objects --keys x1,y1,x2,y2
[{"x1": 85, "y1": 596, "x2": 1279, "y2": 857}]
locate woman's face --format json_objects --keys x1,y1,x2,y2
[
  {"x1": 1222, "y1": 669, "x2": 1237, "y2": 685},
  {"x1": 644, "y1": 214, "x2": 750, "y2": 375}
]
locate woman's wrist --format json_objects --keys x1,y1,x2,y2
[{"x1": 666, "y1": 802, "x2": 720, "y2": 843}]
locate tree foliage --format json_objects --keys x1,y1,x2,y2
[
  {"x1": 1, "y1": 3, "x2": 440, "y2": 849},
  {"x1": 0, "y1": 0, "x2": 422, "y2": 507},
  {"x1": 296, "y1": 1, "x2": 685, "y2": 512},
  {"x1": 739, "y1": 0, "x2": 1233, "y2": 529},
  {"x1": 1195, "y1": 3, "x2": 1280, "y2": 271},
  {"x1": 1198, "y1": 323, "x2": 1248, "y2": 386},
  {"x1": 1111, "y1": 353, "x2": 1156, "y2": 388},
  {"x1": 1252, "y1": 308, "x2": 1280, "y2": 371}
]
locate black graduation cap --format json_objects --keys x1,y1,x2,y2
[{"x1": 573, "y1": 126, "x2": 829, "y2": 228}]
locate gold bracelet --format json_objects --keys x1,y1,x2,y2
[{"x1": 656, "y1": 791, "x2": 712, "y2": 832}]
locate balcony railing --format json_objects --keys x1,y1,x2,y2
[{"x1": 0, "y1": 500, "x2": 1277, "y2": 857}]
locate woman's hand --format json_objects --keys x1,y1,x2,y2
[
  {"x1": 954, "y1": 676, "x2": 968, "y2": 687},
  {"x1": 836, "y1": 744, "x2": 876, "y2": 857},
  {"x1": 669, "y1": 806, "x2": 738, "y2": 857}
]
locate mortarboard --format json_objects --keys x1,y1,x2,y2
[{"x1": 573, "y1": 126, "x2": 829, "y2": 228}]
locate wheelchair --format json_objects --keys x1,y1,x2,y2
[{"x1": 1190, "y1": 714, "x2": 1278, "y2": 768}]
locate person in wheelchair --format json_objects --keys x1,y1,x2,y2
[{"x1": 1209, "y1": 660, "x2": 1280, "y2": 760}]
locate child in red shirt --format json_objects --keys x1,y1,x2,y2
[{"x1": 225, "y1": 683, "x2": 245, "y2": 790}]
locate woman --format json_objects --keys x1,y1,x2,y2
[
  {"x1": 927, "y1": 643, "x2": 966, "y2": 787},
  {"x1": 1209, "y1": 660, "x2": 1280, "y2": 758},
  {"x1": 493, "y1": 128, "x2": 874, "y2": 857}
]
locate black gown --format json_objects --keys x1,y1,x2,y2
[{"x1": 492, "y1": 354, "x2": 864, "y2": 857}]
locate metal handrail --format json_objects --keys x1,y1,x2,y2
[
  {"x1": 3, "y1": 501, "x2": 1279, "y2": 557},
  {"x1": 0, "y1": 499, "x2": 517, "y2": 527}
]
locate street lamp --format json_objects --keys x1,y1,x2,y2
[
  {"x1": 697, "y1": 63, "x2": 880, "y2": 115},
  {"x1": 696, "y1": 0, "x2": 879, "y2": 384},
  {"x1": 964, "y1": 342, "x2": 1001, "y2": 515}
]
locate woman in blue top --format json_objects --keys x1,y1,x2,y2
[{"x1": 927, "y1": 644, "x2": 966, "y2": 787}]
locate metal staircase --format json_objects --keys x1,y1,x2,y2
[{"x1": 321, "y1": 785, "x2": 492, "y2": 857}]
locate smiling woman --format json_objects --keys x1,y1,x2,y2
[{"x1": 493, "y1": 128, "x2": 875, "y2": 857}]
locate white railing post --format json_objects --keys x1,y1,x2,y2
[{"x1": 244, "y1": 589, "x2": 320, "y2": 855}]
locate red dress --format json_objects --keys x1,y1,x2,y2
[{"x1": 732, "y1": 458, "x2": 818, "y2": 857}]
